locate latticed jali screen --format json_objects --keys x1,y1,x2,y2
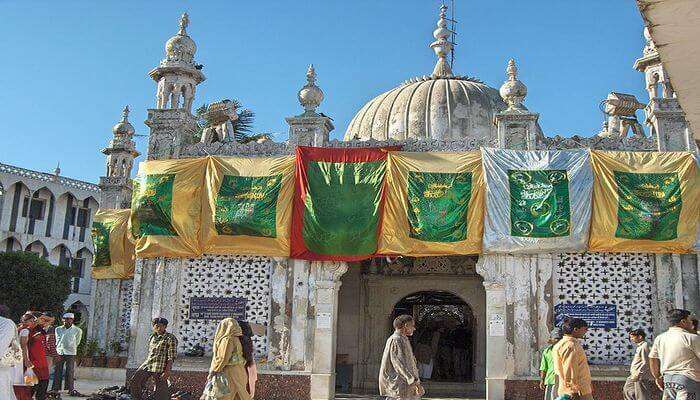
[
  {"x1": 554, "y1": 253, "x2": 655, "y2": 365},
  {"x1": 178, "y1": 255, "x2": 272, "y2": 358}
]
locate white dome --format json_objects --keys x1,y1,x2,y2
[{"x1": 345, "y1": 76, "x2": 506, "y2": 141}]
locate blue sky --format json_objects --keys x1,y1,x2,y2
[{"x1": 0, "y1": 1, "x2": 647, "y2": 183}]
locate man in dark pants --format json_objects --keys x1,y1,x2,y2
[
  {"x1": 51, "y1": 312, "x2": 82, "y2": 396},
  {"x1": 130, "y1": 318, "x2": 178, "y2": 400}
]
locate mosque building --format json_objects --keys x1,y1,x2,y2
[{"x1": 88, "y1": 6, "x2": 698, "y2": 400}]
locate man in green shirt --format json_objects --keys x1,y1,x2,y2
[{"x1": 540, "y1": 328, "x2": 563, "y2": 400}]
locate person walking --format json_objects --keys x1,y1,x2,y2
[
  {"x1": 540, "y1": 328, "x2": 563, "y2": 400},
  {"x1": 208, "y1": 318, "x2": 251, "y2": 400},
  {"x1": 379, "y1": 315, "x2": 423, "y2": 400},
  {"x1": 0, "y1": 305, "x2": 21, "y2": 400},
  {"x1": 52, "y1": 312, "x2": 82, "y2": 396},
  {"x1": 649, "y1": 309, "x2": 699, "y2": 400},
  {"x1": 238, "y1": 321, "x2": 258, "y2": 399},
  {"x1": 17, "y1": 313, "x2": 37, "y2": 400},
  {"x1": 130, "y1": 318, "x2": 177, "y2": 400},
  {"x1": 415, "y1": 329, "x2": 440, "y2": 381},
  {"x1": 24, "y1": 312, "x2": 50, "y2": 400},
  {"x1": 552, "y1": 317, "x2": 593, "y2": 400},
  {"x1": 624, "y1": 328, "x2": 655, "y2": 400}
]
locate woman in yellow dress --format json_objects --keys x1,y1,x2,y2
[{"x1": 209, "y1": 318, "x2": 252, "y2": 400}]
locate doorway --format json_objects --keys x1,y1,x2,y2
[{"x1": 392, "y1": 291, "x2": 474, "y2": 382}]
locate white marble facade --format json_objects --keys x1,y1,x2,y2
[{"x1": 85, "y1": 7, "x2": 700, "y2": 400}]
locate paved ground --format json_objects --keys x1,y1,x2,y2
[
  {"x1": 61, "y1": 379, "x2": 123, "y2": 399},
  {"x1": 58, "y1": 380, "x2": 485, "y2": 400}
]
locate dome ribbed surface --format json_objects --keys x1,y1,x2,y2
[{"x1": 344, "y1": 77, "x2": 506, "y2": 141}]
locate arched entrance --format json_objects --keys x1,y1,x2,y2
[
  {"x1": 391, "y1": 291, "x2": 475, "y2": 382},
  {"x1": 335, "y1": 256, "x2": 486, "y2": 396}
]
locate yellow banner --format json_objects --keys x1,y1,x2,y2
[
  {"x1": 589, "y1": 150, "x2": 700, "y2": 253},
  {"x1": 131, "y1": 158, "x2": 207, "y2": 258},
  {"x1": 91, "y1": 209, "x2": 135, "y2": 279},
  {"x1": 202, "y1": 156, "x2": 295, "y2": 256},
  {"x1": 379, "y1": 151, "x2": 484, "y2": 255}
]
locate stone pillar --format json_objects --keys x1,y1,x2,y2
[
  {"x1": 99, "y1": 177, "x2": 133, "y2": 209},
  {"x1": 483, "y1": 281, "x2": 507, "y2": 400},
  {"x1": 88, "y1": 279, "x2": 122, "y2": 348},
  {"x1": 289, "y1": 259, "x2": 312, "y2": 370},
  {"x1": 495, "y1": 113, "x2": 540, "y2": 150},
  {"x1": 268, "y1": 257, "x2": 293, "y2": 370},
  {"x1": 127, "y1": 257, "x2": 184, "y2": 367},
  {"x1": 145, "y1": 109, "x2": 198, "y2": 160},
  {"x1": 309, "y1": 261, "x2": 348, "y2": 400},
  {"x1": 647, "y1": 98, "x2": 693, "y2": 151},
  {"x1": 286, "y1": 115, "x2": 334, "y2": 147}
]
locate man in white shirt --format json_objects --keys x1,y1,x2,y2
[
  {"x1": 649, "y1": 309, "x2": 700, "y2": 400},
  {"x1": 624, "y1": 328, "x2": 655, "y2": 400},
  {"x1": 51, "y1": 313, "x2": 83, "y2": 396}
]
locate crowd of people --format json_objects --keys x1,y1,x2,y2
[
  {"x1": 0, "y1": 304, "x2": 84, "y2": 400},
  {"x1": 129, "y1": 317, "x2": 258, "y2": 400},
  {"x1": 378, "y1": 309, "x2": 698, "y2": 400},
  {"x1": 538, "y1": 308, "x2": 699, "y2": 400}
]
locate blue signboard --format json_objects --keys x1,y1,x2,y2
[
  {"x1": 189, "y1": 296, "x2": 247, "y2": 320},
  {"x1": 554, "y1": 303, "x2": 617, "y2": 329}
]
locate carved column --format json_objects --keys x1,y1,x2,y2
[
  {"x1": 145, "y1": 109, "x2": 198, "y2": 160},
  {"x1": 268, "y1": 257, "x2": 293, "y2": 370},
  {"x1": 289, "y1": 259, "x2": 312, "y2": 370},
  {"x1": 476, "y1": 256, "x2": 508, "y2": 400},
  {"x1": 127, "y1": 257, "x2": 184, "y2": 368},
  {"x1": 285, "y1": 115, "x2": 334, "y2": 147},
  {"x1": 495, "y1": 112, "x2": 540, "y2": 150},
  {"x1": 483, "y1": 280, "x2": 507, "y2": 400},
  {"x1": 88, "y1": 279, "x2": 122, "y2": 349},
  {"x1": 647, "y1": 98, "x2": 693, "y2": 151},
  {"x1": 99, "y1": 177, "x2": 133, "y2": 209},
  {"x1": 309, "y1": 261, "x2": 348, "y2": 400}
]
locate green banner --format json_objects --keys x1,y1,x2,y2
[
  {"x1": 215, "y1": 174, "x2": 282, "y2": 237},
  {"x1": 509, "y1": 169, "x2": 571, "y2": 238},
  {"x1": 131, "y1": 174, "x2": 177, "y2": 238},
  {"x1": 303, "y1": 161, "x2": 385, "y2": 256},
  {"x1": 406, "y1": 171, "x2": 471, "y2": 242},
  {"x1": 614, "y1": 171, "x2": 681, "y2": 240},
  {"x1": 91, "y1": 221, "x2": 113, "y2": 268}
]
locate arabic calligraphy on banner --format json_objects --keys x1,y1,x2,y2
[{"x1": 508, "y1": 169, "x2": 571, "y2": 238}]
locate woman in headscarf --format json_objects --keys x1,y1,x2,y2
[
  {"x1": 0, "y1": 305, "x2": 20, "y2": 400},
  {"x1": 238, "y1": 321, "x2": 257, "y2": 398},
  {"x1": 209, "y1": 318, "x2": 251, "y2": 400}
]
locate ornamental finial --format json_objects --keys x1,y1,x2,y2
[
  {"x1": 179, "y1": 12, "x2": 189, "y2": 35},
  {"x1": 430, "y1": 4, "x2": 454, "y2": 78},
  {"x1": 499, "y1": 58, "x2": 528, "y2": 110},
  {"x1": 298, "y1": 64, "x2": 324, "y2": 114},
  {"x1": 306, "y1": 64, "x2": 317, "y2": 85},
  {"x1": 121, "y1": 105, "x2": 130, "y2": 122},
  {"x1": 506, "y1": 58, "x2": 518, "y2": 81}
]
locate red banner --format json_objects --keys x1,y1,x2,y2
[{"x1": 291, "y1": 146, "x2": 398, "y2": 261}]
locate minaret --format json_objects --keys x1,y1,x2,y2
[
  {"x1": 99, "y1": 106, "x2": 140, "y2": 209},
  {"x1": 430, "y1": 4, "x2": 454, "y2": 78},
  {"x1": 495, "y1": 59, "x2": 540, "y2": 149},
  {"x1": 286, "y1": 65, "x2": 334, "y2": 146},
  {"x1": 145, "y1": 13, "x2": 205, "y2": 160},
  {"x1": 634, "y1": 26, "x2": 693, "y2": 151}
]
